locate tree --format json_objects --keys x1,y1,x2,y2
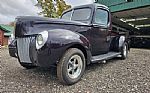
[
  {"x1": 38, "y1": 0, "x2": 57, "y2": 18},
  {"x1": 9, "y1": 22, "x2": 15, "y2": 27},
  {"x1": 37, "y1": 0, "x2": 71, "y2": 18},
  {"x1": 56, "y1": 0, "x2": 71, "y2": 16}
]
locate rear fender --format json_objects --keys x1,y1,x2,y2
[{"x1": 110, "y1": 36, "x2": 126, "y2": 52}]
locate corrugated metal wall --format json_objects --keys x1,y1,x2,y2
[
  {"x1": 98, "y1": 0, "x2": 150, "y2": 12},
  {"x1": 98, "y1": 0, "x2": 127, "y2": 6},
  {"x1": 0, "y1": 30, "x2": 4, "y2": 46}
]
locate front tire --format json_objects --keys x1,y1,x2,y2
[{"x1": 57, "y1": 48, "x2": 86, "y2": 85}]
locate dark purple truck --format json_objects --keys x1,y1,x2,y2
[{"x1": 9, "y1": 3, "x2": 130, "y2": 85}]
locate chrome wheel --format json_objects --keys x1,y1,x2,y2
[
  {"x1": 123, "y1": 45, "x2": 127, "y2": 57},
  {"x1": 57, "y1": 48, "x2": 85, "y2": 85},
  {"x1": 121, "y1": 43, "x2": 128, "y2": 60},
  {"x1": 67, "y1": 55, "x2": 83, "y2": 79}
]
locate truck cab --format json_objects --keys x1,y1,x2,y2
[
  {"x1": 61, "y1": 4, "x2": 112, "y2": 55},
  {"x1": 9, "y1": 3, "x2": 129, "y2": 85}
]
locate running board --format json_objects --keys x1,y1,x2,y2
[{"x1": 91, "y1": 52, "x2": 121, "y2": 63}]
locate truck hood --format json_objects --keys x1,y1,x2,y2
[
  {"x1": 17, "y1": 16, "x2": 89, "y2": 26},
  {"x1": 15, "y1": 16, "x2": 90, "y2": 37}
]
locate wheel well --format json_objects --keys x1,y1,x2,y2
[{"x1": 68, "y1": 44, "x2": 87, "y2": 60}]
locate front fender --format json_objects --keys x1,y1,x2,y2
[
  {"x1": 48, "y1": 29, "x2": 90, "y2": 49},
  {"x1": 46, "y1": 29, "x2": 91, "y2": 64}
]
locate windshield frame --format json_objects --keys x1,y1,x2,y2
[
  {"x1": 61, "y1": 9, "x2": 73, "y2": 20},
  {"x1": 61, "y1": 7, "x2": 93, "y2": 24}
]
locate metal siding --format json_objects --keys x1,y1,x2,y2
[
  {"x1": 0, "y1": 30, "x2": 4, "y2": 46},
  {"x1": 98, "y1": 0, "x2": 126, "y2": 6},
  {"x1": 98, "y1": 0, "x2": 150, "y2": 12},
  {"x1": 3, "y1": 37, "x2": 9, "y2": 45}
]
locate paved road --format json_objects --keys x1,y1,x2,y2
[{"x1": 0, "y1": 48, "x2": 150, "y2": 93}]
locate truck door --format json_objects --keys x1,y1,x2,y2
[{"x1": 90, "y1": 8, "x2": 110, "y2": 55}]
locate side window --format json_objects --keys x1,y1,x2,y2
[{"x1": 94, "y1": 9, "x2": 109, "y2": 26}]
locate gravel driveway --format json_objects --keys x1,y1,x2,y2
[{"x1": 0, "y1": 48, "x2": 150, "y2": 93}]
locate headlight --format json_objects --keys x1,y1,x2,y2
[
  {"x1": 36, "y1": 34, "x2": 43, "y2": 45},
  {"x1": 8, "y1": 34, "x2": 15, "y2": 45},
  {"x1": 36, "y1": 31, "x2": 48, "y2": 49}
]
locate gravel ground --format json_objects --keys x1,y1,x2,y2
[{"x1": 0, "y1": 48, "x2": 150, "y2": 93}]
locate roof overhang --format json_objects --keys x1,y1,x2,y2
[{"x1": 112, "y1": 6, "x2": 150, "y2": 33}]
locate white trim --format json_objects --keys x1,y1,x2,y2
[
  {"x1": 36, "y1": 31, "x2": 48, "y2": 49},
  {"x1": 119, "y1": 36, "x2": 125, "y2": 47}
]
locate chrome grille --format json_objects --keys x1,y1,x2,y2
[{"x1": 17, "y1": 37, "x2": 35, "y2": 63}]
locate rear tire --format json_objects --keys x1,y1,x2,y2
[
  {"x1": 121, "y1": 43, "x2": 128, "y2": 60},
  {"x1": 57, "y1": 48, "x2": 86, "y2": 85}
]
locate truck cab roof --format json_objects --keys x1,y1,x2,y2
[{"x1": 63, "y1": 3, "x2": 109, "y2": 13}]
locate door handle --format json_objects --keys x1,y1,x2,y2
[{"x1": 99, "y1": 29, "x2": 106, "y2": 31}]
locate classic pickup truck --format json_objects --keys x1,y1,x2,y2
[{"x1": 9, "y1": 3, "x2": 130, "y2": 85}]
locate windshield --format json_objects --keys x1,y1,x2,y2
[
  {"x1": 61, "y1": 8, "x2": 92, "y2": 23},
  {"x1": 61, "y1": 10, "x2": 72, "y2": 20}
]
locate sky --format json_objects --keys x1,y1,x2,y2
[
  {"x1": 0, "y1": 0, "x2": 94, "y2": 24},
  {"x1": 65, "y1": 0, "x2": 94, "y2": 6}
]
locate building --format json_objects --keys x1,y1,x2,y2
[
  {"x1": 97, "y1": 0, "x2": 150, "y2": 33},
  {"x1": 97, "y1": 0, "x2": 150, "y2": 48},
  {"x1": 0, "y1": 24, "x2": 14, "y2": 46}
]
